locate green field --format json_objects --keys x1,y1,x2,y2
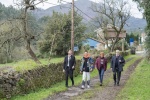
[
  {"x1": 0, "y1": 54, "x2": 132, "y2": 72},
  {"x1": 117, "y1": 59, "x2": 150, "y2": 100},
  {"x1": 0, "y1": 55, "x2": 82, "y2": 72}
]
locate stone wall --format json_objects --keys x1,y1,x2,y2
[
  {"x1": 0, "y1": 60, "x2": 81, "y2": 99},
  {"x1": 0, "y1": 70, "x2": 20, "y2": 98}
]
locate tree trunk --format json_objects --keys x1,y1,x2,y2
[
  {"x1": 122, "y1": 38, "x2": 125, "y2": 52},
  {"x1": 110, "y1": 32, "x2": 121, "y2": 52},
  {"x1": 106, "y1": 40, "x2": 111, "y2": 51},
  {"x1": 110, "y1": 44, "x2": 115, "y2": 52},
  {"x1": 26, "y1": 40, "x2": 41, "y2": 64},
  {"x1": 23, "y1": 7, "x2": 41, "y2": 64},
  {"x1": 110, "y1": 39, "x2": 117, "y2": 52},
  {"x1": 49, "y1": 33, "x2": 57, "y2": 60}
]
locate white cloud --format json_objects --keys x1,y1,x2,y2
[
  {"x1": 0, "y1": 0, "x2": 143, "y2": 18},
  {"x1": 0, "y1": 0, "x2": 14, "y2": 6},
  {"x1": 35, "y1": 0, "x2": 74, "y2": 9},
  {"x1": 128, "y1": 0, "x2": 143, "y2": 18},
  {"x1": 90, "y1": 0, "x2": 143, "y2": 18}
]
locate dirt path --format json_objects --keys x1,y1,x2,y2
[
  {"x1": 90, "y1": 58, "x2": 142, "y2": 100},
  {"x1": 44, "y1": 70, "x2": 112, "y2": 100},
  {"x1": 44, "y1": 57, "x2": 138, "y2": 100}
]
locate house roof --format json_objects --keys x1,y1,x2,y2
[
  {"x1": 87, "y1": 37, "x2": 105, "y2": 44},
  {"x1": 94, "y1": 24, "x2": 126, "y2": 33},
  {"x1": 94, "y1": 25, "x2": 126, "y2": 39}
]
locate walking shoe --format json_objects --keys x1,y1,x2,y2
[
  {"x1": 72, "y1": 83, "x2": 74, "y2": 87},
  {"x1": 114, "y1": 82, "x2": 116, "y2": 86},
  {"x1": 87, "y1": 85, "x2": 90, "y2": 88},
  {"x1": 66, "y1": 85, "x2": 68, "y2": 88},
  {"x1": 81, "y1": 85, "x2": 85, "y2": 89},
  {"x1": 117, "y1": 83, "x2": 119, "y2": 86},
  {"x1": 117, "y1": 82, "x2": 119, "y2": 86},
  {"x1": 100, "y1": 83, "x2": 102, "y2": 86},
  {"x1": 72, "y1": 83, "x2": 74, "y2": 86}
]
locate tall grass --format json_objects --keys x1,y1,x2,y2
[{"x1": 117, "y1": 59, "x2": 150, "y2": 100}]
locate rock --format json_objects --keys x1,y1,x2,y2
[{"x1": 0, "y1": 76, "x2": 3, "y2": 84}]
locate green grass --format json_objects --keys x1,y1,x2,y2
[
  {"x1": 116, "y1": 59, "x2": 150, "y2": 100},
  {"x1": 0, "y1": 53, "x2": 132, "y2": 69},
  {"x1": 123, "y1": 56, "x2": 141, "y2": 71},
  {"x1": 10, "y1": 69, "x2": 98, "y2": 100},
  {"x1": 1, "y1": 80, "x2": 66, "y2": 100},
  {"x1": 10, "y1": 55, "x2": 138, "y2": 100},
  {"x1": 0, "y1": 55, "x2": 82, "y2": 72}
]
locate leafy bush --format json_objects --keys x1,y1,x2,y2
[
  {"x1": 113, "y1": 40, "x2": 129, "y2": 51},
  {"x1": 18, "y1": 79, "x2": 25, "y2": 86}
]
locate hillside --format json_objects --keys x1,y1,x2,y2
[{"x1": 32, "y1": 0, "x2": 147, "y2": 32}]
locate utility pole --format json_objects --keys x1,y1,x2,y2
[
  {"x1": 122, "y1": 38, "x2": 125, "y2": 52},
  {"x1": 71, "y1": 0, "x2": 74, "y2": 54}
]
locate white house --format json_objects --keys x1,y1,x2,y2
[
  {"x1": 94, "y1": 24, "x2": 126, "y2": 50},
  {"x1": 141, "y1": 32, "x2": 146, "y2": 44}
]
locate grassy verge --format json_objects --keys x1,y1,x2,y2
[
  {"x1": 0, "y1": 56, "x2": 82, "y2": 71},
  {"x1": 71, "y1": 55, "x2": 141, "y2": 100},
  {"x1": 116, "y1": 59, "x2": 150, "y2": 100},
  {"x1": 9, "y1": 70, "x2": 98, "y2": 100},
  {"x1": 0, "y1": 53, "x2": 133, "y2": 71},
  {"x1": 9, "y1": 55, "x2": 136, "y2": 100}
]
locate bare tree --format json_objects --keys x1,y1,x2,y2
[
  {"x1": 13, "y1": 0, "x2": 47, "y2": 64},
  {"x1": 91, "y1": 0, "x2": 130, "y2": 52}
]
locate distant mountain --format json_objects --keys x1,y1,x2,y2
[
  {"x1": 32, "y1": 0, "x2": 147, "y2": 32},
  {"x1": 125, "y1": 17, "x2": 146, "y2": 33},
  {"x1": 32, "y1": 0, "x2": 94, "y2": 19}
]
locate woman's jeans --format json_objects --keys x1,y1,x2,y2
[{"x1": 98, "y1": 68, "x2": 104, "y2": 84}]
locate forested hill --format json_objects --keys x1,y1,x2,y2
[
  {"x1": 32, "y1": 0, "x2": 146, "y2": 32},
  {"x1": 0, "y1": 3, "x2": 20, "y2": 20},
  {"x1": 0, "y1": 0, "x2": 147, "y2": 32}
]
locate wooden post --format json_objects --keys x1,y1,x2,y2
[
  {"x1": 122, "y1": 38, "x2": 125, "y2": 52},
  {"x1": 71, "y1": 0, "x2": 74, "y2": 54}
]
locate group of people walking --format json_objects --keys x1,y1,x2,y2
[{"x1": 63, "y1": 50, "x2": 125, "y2": 88}]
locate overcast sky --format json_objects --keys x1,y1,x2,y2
[{"x1": 0, "y1": 0, "x2": 143, "y2": 18}]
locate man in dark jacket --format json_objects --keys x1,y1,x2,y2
[
  {"x1": 111, "y1": 50, "x2": 125, "y2": 86},
  {"x1": 63, "y1": 50, "x2": 76, "y2": 87}
]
